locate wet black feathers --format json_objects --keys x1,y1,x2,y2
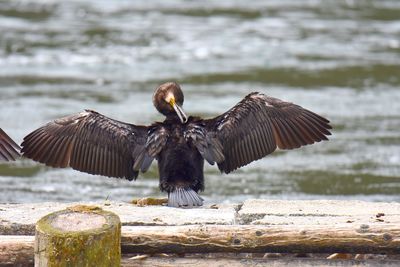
[
  {"x1": 132, "y1": 125, "x2": 168, "y2": 172},
  {"x1": 21, "y1": 110, "x2": 149, "y2": 180},
  {"x1": 205, "y1": 92, "x2": 332, "y2": 173},
  {"x1": 0, "y1": 128, "x2": 20, "y2": 161},
  {"x1": 184, "y1": 121, "x2": 224, "y2": 165}
]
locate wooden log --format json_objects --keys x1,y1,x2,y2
[
  {"x1": 2, "y1": 236, "x2": 400, "y2": 267},
  {"x1": 121, "y1": 223, "x2": 400, "y2": 254},
  {"x1": 2, "y1": 223, "x2": 400, "y2": 263},
  {"x1": 34, "y1": 205, "x2": 121, "y2": 267},
  {"x1": 121, "y1": 256, "x2": 400, "y2": 267},
  {"x1": 0, "y1": 235, "x2": 34, "y2": 266}
]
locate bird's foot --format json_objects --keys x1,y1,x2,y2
[{"x1": 131, "y1": 197, "x2": 168, "y2": 206}]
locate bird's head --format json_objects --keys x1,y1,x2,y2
[{"x1": 153, "y1": 82, "x2": 188, "y2": 123}]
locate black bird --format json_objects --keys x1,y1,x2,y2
[
  {"x1": 21, "y1": 82, "x2": 332, "y2": 207},
  {"x1": 0, "y1": 128, "x2": 20, "y2": 161}
]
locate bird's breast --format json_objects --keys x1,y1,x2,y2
[{"x1": 164, "y1": 125, "x2": 187, "y2": 145}]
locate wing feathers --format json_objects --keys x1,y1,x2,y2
[
  {"x1": 28, "y1": 132, "x2": 52, "y2": 162},
  {"x1": 105, "y1": 149, "x2": 112, "y2": 176},
  {"x1": 279, "y1": 118, "x2": 302, "y2": 149},
  {"x1": 42, "y1": 137, "x2": 58, "y2": 166},
  {"x1": 0, "y1": 128, "x2": 20, "y2": 161},
  {"x1": 71, "y1": 139, "x2": 82, "y2": 169},
  {"x1": 184, "y1": 122, "x2": 225, "y2": 165},
  {"x1": 0, "y1": 151, "x2": 7, "y2": 161},
  {"x1": 206, "y1": 92, "x2": 332, "y2": 173},
  {"x1": 292, "y1": 117, "x2": 314, "y2": 145},
  {"x1": 294, "y1": 116, "x2": 320, "y2": 143},
  {"x1": 0, "y1": 136, "x2": 18, "y2": 161},
  {"x1": 273, "y1": 119, "x2": 291, "y2": 149},
  {"x1": 253, "y1": 128, "x2": 264, "y2": 156},
  {"x1": 50, "y1": 137, "x2": 66, "y2": 167},
  {"x1": 297, "y1": 115, "x2": 325, "y2": 141},
  {"x1": 21, "y1": 110, "x2": 148, "y2": 180},
  {"x1": 244, "y1": 135, "x2": 253, "y2": 162},
  {"x1": 23, "y1": 131, "x2": 44, "y2": 159},
  {"x1": 286, "y1": 119, "x2": 309, "y2": 146}
]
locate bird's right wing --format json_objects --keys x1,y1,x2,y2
[
  {"x1": 21, "y1": 110, "x2": 149, "y2": 180},
  {"x1": 0, "y1": 128, "x2": 20, "y2": 161}
]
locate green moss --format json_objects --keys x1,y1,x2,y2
[{"x1": 36, "y1": 208, "x2": 121, "y2": 267}]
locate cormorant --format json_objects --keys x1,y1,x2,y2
[
  {"x1": 21, "y1": 82, "x2": 332, "y2": 207},
  {"x1": 0, "y1": 128, "x2": 20, "y2": 161}
]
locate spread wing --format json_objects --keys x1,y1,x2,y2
[
  {"x1": 0, "y1": 128, "x2": 20, "y2": 161},
  {"x1": 205, "y1": 92, "x2": 332, "y2": 173},
  {"x1": 21, "y1": 110, "x2": 150, "y2": 180}
]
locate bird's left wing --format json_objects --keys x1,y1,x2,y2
[
  {"x1": 21, "y1": 110, "x2": 149, "y2": 180},
  {"x1": 0, "y1": 128, "x2": 20, "y2": 161},
  {"x1": 204, "y1": 92, "x2": 332, "y2": 174}
]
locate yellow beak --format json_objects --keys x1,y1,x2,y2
[{"x1": 169, "y1": 97, "x2": 188, "y2": 123}]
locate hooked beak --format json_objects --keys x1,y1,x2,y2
[{"x1": 169, "y1": 98, "x2": 188, "y2": 124}]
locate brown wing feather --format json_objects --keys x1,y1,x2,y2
[
  {"x1": 21, "y1": 110, "x2": 148, "y2": 180},
  {"x1": 205, "y1": 92, "x2": 332, "y2": 173},
  {"x1": 0, "y1": 128, "x2": 20, "y2": 161}
]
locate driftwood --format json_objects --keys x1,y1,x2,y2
[
  {"x1": 1, "y1": 199, "x2": 400, "y2": 266},
  {"x1": 3, "y1": 221, "x2": 400, "y2": 261},
  {"x1": 0, "y1": 235, "x2": 34, "y2": 266},
  {"x1": 120, "y1": 256, "x2": 400, "y2": 267},
  {"x1": 34, "y1": 205, "x2": 121, "y2": 267},
  {"x1": 122, "y1": 223, "x2": 399, "y2": 254}
]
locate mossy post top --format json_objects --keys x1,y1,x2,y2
[
  {"x1": 34, "y1": 205, "x2": 121, "y2": 267},
  {"x1": 36, "y1": 205, "x2": 120, "y2": 237}
]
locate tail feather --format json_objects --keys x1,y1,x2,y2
[{"x1": 168, "y1": 188, "x2": 203, "y2": 208}]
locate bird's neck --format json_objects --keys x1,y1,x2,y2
[{"x1": 164, "y1": 114, "x2": 182, "y2": 123}]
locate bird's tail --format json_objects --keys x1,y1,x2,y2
[{"x1": 168, "y1": 187, "x2": 204, "y2": 208}]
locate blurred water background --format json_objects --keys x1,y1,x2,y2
[{"x1": 0, "y1": 0, "x2": 399, "y2": 204}]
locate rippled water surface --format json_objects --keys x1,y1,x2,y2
[{"x1": 0, "y1": 0, "x2": 399, "y2": 204}]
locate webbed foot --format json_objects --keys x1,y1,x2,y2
[{"x1": 131, "y1": 197, "x2": 168, "y2": 206}]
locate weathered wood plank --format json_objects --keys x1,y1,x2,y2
[
  {"x1": 121, "y1": 256, "x2": 400, "y2": 267},
  {"x1": 0, "y1": 235, "x2": 34, "y2": 266},
  {"x1": 0, "y1": 201, "x2": 236, "y2": 235},
  {"x1": 4, "y1": 223, "x2": 397, "y2": 262},
  {"x1": 238, "y1": 199, "x2": 400, "y2": 225},
  {"x1": 121, "y1": 223, "x2": 400, "y2": 254},
  {"x1": 3, "y1": 236, "x2": 400, "y2": 267},
  {"x1": 2, "y1": 200, "x2": 399, "y2": 235}
]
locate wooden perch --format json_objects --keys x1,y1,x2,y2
[
  {"x1": 122, "y1": 223, "x2": 400, "y2": 254},
  {"x1": 0, "y1": 235, "x2": 34, "y2": 266},
  {"x1": 120, "y1": 256, "x2": 400, "y2": 267},
  {"x1": 1, "y1": 199, "x2": 400, "y2": 266},
  {"x1": 34, "y1": 205, "x2": 121, "y2": 266}
]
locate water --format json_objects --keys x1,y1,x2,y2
[{"x1": 0, "y1": 0, "x2": 399, "y2": 204}]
